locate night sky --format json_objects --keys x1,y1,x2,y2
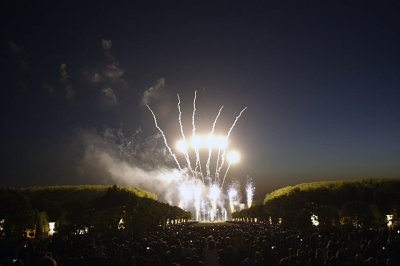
[{"x1": 1, "y1": 1, "x2": 400, "y2": 197}]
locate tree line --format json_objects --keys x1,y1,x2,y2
[
  {"x1": 0, "y1": 185, "x2": 191, "y2": 238},
  {"x1": 233, "y1": 179, "x2": 400, "y2": 228}
]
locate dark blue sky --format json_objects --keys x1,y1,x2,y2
[{"x1": 1, "y1": 1, "x2": 400, "y2": 195}]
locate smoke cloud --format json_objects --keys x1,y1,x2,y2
[
  {"x1": 142, "y1": 78, "x2": 166, "y2": 105},
  {"x1": 80, "y1": 127, "x2": 202, "y2": 204}
]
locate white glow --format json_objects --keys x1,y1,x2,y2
[
  {"x1": 246, "y1": 181, "x2": 255, "y2": 208},
  {"x1": 178, "y1": 135, "x2": 229, "y2": 151},
  {"x1": 311, "y1": 214, "x2": 319, "y2": 226},
  {"x1": 77, "y1": 227, "x2": 88, "y2": 235},
  {"x1": 228, "y1": 187, "x2": 237, "y2": 199},
  {"x1": 194, "y1": 185, "x2": 202, "y2": 221},
  {"x1": 208, "y1": 184, "x2": 221, "y2": 222},
  {"x1": 209, "y1": 184, "x2": 221, "y2": 201},
  {"x1": 386, "y1": 214, "x2": 394, "y2": 228},
  {"x1": 0, "y1": 219, "x2": 4, "y2": 231},
  {"x1": 48, "y1": 222, "x2": 56, "y2": 236},
  {"x1": 191, "y1": 135, "x2": 203, "y2": 149},
  {"x1": 118, "y1": 218, "x2": 125, "y2": 230},
  {"x1": 206, "y1": 135, "x2": 228, "y2": 149},
  {"x1": 228, "y1": 187, "x2": 238, "y2": 213},
  {"x1": 227, "y1": 150, "x2": 240, "y2": 164},
  {"x1": 176, "y1": 140, "x2": 188, "y2": 153},
  {"x1": 161, "y1": 169, "x2": 181, "y2": 183},
  {"x1": 179, "y1": 184, "x2": 193, "y2": 203}
]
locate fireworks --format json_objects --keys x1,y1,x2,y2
[
  {"x1": 147, "y1": 91, "x2": 252, "y2": 221},
  {"x1": 227, "y1": 186, "x2": 238, "y2": 214},
  {"x1": 246, "y1": 178, "x2": 255, "y2": 209}
]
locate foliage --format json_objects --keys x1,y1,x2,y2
[
  {"x1": 0, "y1": 185, "x2": 190, "y2": 238},
  {"x1": 233, "y1": 178, "x2": 400, "y2": 228}
]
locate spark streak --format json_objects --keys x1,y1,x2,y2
[
  {"x1": 216, "y1": 107, "x2": 247, "y2": 177},
  {"x1": 191, "y1": 90, "x2": 203, "y2": 178},
  {"x1": 177, "y1": 94, "x2": 193, "y2": 173},
  {"x1": 220, "y1": 163, "x2": 231, "y2": 189},
  {"x1": 206, "y1": 106, "x2": 224, "y2": 180},
  {"x1": 146, "y1": 104, "x2": 182, "y2": 170},
  {"x1": 246, "y1": 178, "x2": 255, "y2": 208},
  {"x1": 228, "y1": 186, "x2": 238, "y2": 213}
]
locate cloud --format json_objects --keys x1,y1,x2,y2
[
  {"x1": 105, "y1": 62, "x2": 124, "y2": 80},
  {"x1": 9, "y1": 40, "x2": 25, "y2": 57},
  {"x1": 65, "y1": 85, "x2": 76, "y2": 100},
  {"x1": 79, "y1": 128, "x2": 204, "y2": 205},
  {"x1": 8, "y1": 40, "x2": 29, "y2": 72},
  {"x1": 102, "y1": 39, "x2": 112, "y2": 50},
  {"x1": 102, "y1": 87, "x2": 117, "y2": 104},
  {"x1": 42, "y1": 84, "x2": 55, "y2": 94},
  {"x1": 92, "y1": 73, "x2": 102, "y2": 83},
  {"x1": 102, "y1": 39, "x2": 115, "y2": 61},
  {"x1": 142, "y1": 78, "x2": 166, "y2": 105},
  {"x1": 59, "y1": 63, "x2": 70, "y2": 83},
  {"x1": 83, "y1": 39, "x2": 127, "y2": 103}
]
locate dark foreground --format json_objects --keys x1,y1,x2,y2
[{"x1": 1, "y1": 222, "x2": 399, "y2": 266}]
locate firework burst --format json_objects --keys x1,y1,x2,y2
[{"x1": 147, "y1": 91, "x2": 252, "y2": 221}]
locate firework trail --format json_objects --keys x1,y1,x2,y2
[
  {"x1": 177, "y1": 94, "x2": 194, "y2": 174},
  {"x1": 214, "y1": 148, "x2": 221, "y2": 181},
  {"x1": 246, "y1": 177, "x2": 255, "y2": 208},
  {"x1": 146, "y1": 104, "x2": 182, "y2": 170},
  {"x1": 216, "y1": 107, "x2": 247, "y2": 177},
  {"x1": 220, "y1": 163, "x2": 231, "y2": 189},
  {"x1": 227, "y1": 186, "x2": 238, "y2": 213},
  {"x1": 191, "y1": 90, "x2": 203, "y2": 179},
  {"x1": 206, "y1": 106, "x2": 224, "y2": 180},
  {"x1": 208, "y1": 183, "x2": 220, "y2": 221}
]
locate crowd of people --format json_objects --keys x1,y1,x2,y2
[{"x1": 1, "y1": 222, "x2": 399, "y2": 266}]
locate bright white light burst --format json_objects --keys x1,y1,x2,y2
[
  {"x1": 147, "y1": 91, "x2": 250, "y2": 221},
  {"x1": 227, "y1": 150, "x2": 240, "y2": 164},
  {"x1": 176, "y1": 139, "x2": 188, "y2": 153}
]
